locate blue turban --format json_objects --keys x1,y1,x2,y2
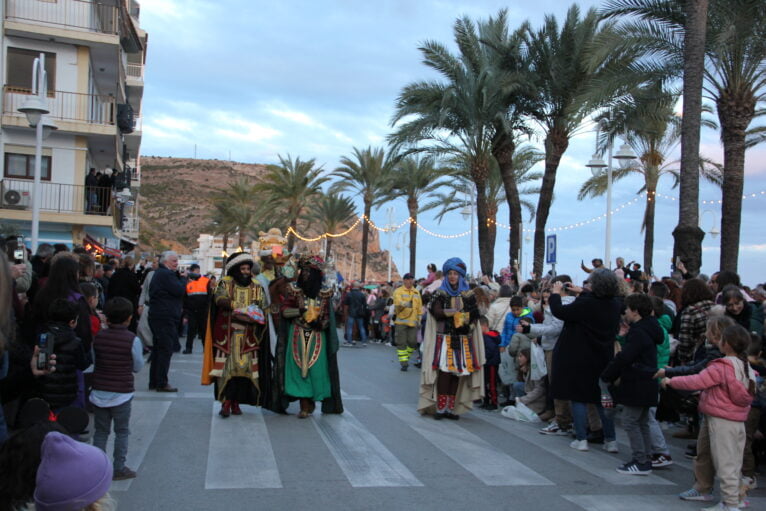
[{"x1": 440, "y1": 257, "x2": 470, "y2": 296}]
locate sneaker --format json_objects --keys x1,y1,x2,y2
[
  {"x1": 603, "y1": 440, "x2": 619, "y2": 453},
  {"x1": 679, "y1": 488, "x2": 715, "y2": 501},
  {"x1": 651, "y1": 453, "x2": 674, "y2": 468},
  {"x1": 540, "y1": 421, "x2": 571, "y2": 436},
  {"x1": 616, "y1": 460, "x2": 652, "y2": 476},
  {"x1": 701, "y1": 503, "x2": 741, "y2": 511},
  {"x1": 400, "y1": 365, "x2": 408, "y2": 372},
  {"x1": 739, "y1": 498, "x2": 750, "y2": 509},
  {"x1": 113, "y1": 467, "x2": 137, "y2": 480},
  {"x1": 685, "y1": 445, "x2": 698, "y2": 459},
  {"x1": 569, "y1": 439, "x2": 588, "y2": 451}
]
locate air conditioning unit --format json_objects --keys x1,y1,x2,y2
[{"x1": 2, "y1": 188, "x2": 31, "y2": 209}]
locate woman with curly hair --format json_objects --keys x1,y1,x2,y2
[{"x1": 674, "y1": 278, "x2": 715, "y2": 366}]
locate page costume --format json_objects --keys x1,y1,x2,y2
[{"x1": 418, "y1": 258, "x2": 485, "y2": 418}]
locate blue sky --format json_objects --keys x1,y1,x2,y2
[{"x1": 138, "y1": 0, "x2": 766, "y2": 285}]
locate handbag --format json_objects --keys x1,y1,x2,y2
[{"x1": 137, "y1": 306, "x2": 153, "y2": 348}]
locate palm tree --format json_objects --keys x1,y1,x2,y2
[
  {"x1": 424, "y1": 147, "x2": 542, "y2": 268},
  {"x1": 379, "y1": 155, "x2": 450, "y2": 276},
  {"x1": 255, "y1": 154, "x2": 329, "y2": 251},
  {"x1": 209, "y1": 178, "x2": 261, "y2": 249},
  {"x1": 389, "y1": 16, "x2": 513, "y2": 276},
  {"x1": 577, "y1": 85, "x2": 721, "y2": 275},
  {"x1": 310, "y1": 191, "x2": 358, "y2": 260},
  {"x1": 515, "y1": 4, "x2": 634, "y2": 275},
  {"x1": 705, "y1": 0, "x2": 766, "y2": 271},
  {"x1": 600, "y1": 0, "x2": 710, "y2": 275},
  {"x1": 331, "y1": 146, "x2": 394, "y2": 281}
]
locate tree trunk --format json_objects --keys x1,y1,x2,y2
[
  {"x1": 407, "y1": 198, "x2": 418, "y2": 277},
  {"x1": 717, "y1": 88, "x2": 754, "y2": 273},
  {"x1": 643, "y1": 179, "x2": 658, "y2": 277},
  {"x1": 287, "y1": 218, "x2": 298, "y2": 252},
  {"x1": 325, "y1": 237, "x2": 333, "y2": 260},
  {"x1": 222, "y1": 233, "x2": 229, "y2": 253},
  {"x1": 534, "y1": 127, "x2": 568, "y2": 276},
  {"x1": 492, "y1": 130, "x2": 521, "y2": 270},
  {"x1": 238, "y1": 231, "x2": 246, "y2": 249},
  {"x1": 360, "y1": 201, "x2": 371, "y2": 281},
  {"x1": 672, "y1": 0, "x2": 708, "y2": 275}
]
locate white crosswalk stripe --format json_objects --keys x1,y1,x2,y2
[
  {"x1": 312, "y1": 411, "x2": 423, "y2": 487},
  {"x1": 473, "y1": 411, "x2": 676, "y2": 486},
  {"x1": 205, "y1": 404, "x2": 282, "y2": 489},
  {"x1": 109, "y1": 400, "x2": 172, "y2": 491},
  {"x1": 383, "y1": 404, "x2": 554, "y2": 486}
]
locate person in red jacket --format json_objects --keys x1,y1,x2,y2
[{"x1": 664, "y1": 325, "x2": 756, "y2": 511}]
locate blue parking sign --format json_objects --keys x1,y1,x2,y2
[{"x1": 546, "y1": 234, "x2": 557, "y2": 264}]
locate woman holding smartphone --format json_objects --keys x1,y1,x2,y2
[{"x1": 417, "y1": 257, "x2": 485, "y2": 420}]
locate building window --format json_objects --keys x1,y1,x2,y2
[
  {"x1": 4, "y1": 153, "x2": 51, "y2": 180},
  {"x1": 6, "y1": 48, "x2": 56, "y2": 94}
]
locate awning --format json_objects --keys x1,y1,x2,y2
[{"x1": 83, "y1": 235, "x2": 121, "y2": 257}]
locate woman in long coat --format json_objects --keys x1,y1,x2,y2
[{"x1": 548, "y1": 269, "x2": 622, "y2": 449}]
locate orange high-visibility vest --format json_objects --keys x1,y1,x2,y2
[{"x1": 186, "y1": 276, "x2": 209, "y2": 296}]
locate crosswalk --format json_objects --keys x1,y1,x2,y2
[{"x1": 101, "y1": 349, "x2": 764, "y2": 510}]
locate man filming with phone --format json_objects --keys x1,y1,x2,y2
[{"x1": 5, "y1": 236, "x2": 33, "y2": 295}]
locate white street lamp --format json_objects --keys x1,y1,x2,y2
[
  {"x1": 700, "y1": 209, "x2": 720, "y2": 239},
  {"x1": 18, "y1": 54, "x2": 58, "y2": 252},
  {"x1": 585, "y1": 126, "x2": 636, "y2": 268},
  {"x1": 386, "y1": 206, "x2": 394, "y2": 281}
]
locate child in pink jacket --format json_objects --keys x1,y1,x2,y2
[{"x1": 664, "y1": 324, "x2": 756, "y2": 511}]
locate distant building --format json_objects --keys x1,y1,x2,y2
[{"x1": 0, "y1": 0, "x2": 147, "y2": 253}]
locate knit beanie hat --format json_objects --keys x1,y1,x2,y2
[{"x1": 34, "y1": 432, "x2": 112, "y2": 511}]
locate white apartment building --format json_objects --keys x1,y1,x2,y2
[{"x1": 0, "y1": 0, "x2": 147, "y2": 254}]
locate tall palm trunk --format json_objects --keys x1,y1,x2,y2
[
  {"x1": 407, "y1": 197, "x2": 418, "y2": 276},
  {"x1": 325, "y1": 237, "x2": 333, "y2": 260},
  {"x1": 287, "y1": 218, "x2": 298, "y2": 251},
  {"x1": 717, "y1": 88, "x2": 754, "y2": 272},
  {"x1": 222, "y1": 233, "x2": 229, "y2": 253},
  {"x1": 360, "y1": 200, "x2": 371, "y2": 281},
  {"x1": 533, "y1": 128, "x2": 568, "y2": 275},
  {"x1": 643, "y1": 175, "x2": 659, "y2": 276},
  {"x1": 493, "y1": 131, "x2": 522, "y2": 270},
  {"x1": 470, "y1": 157, "x2": 493, "y2": 276},
  {"x1": 238, "y1": 231, "x2": 246, "y2": 249},
  {"x1": 672, "y1": 0, "x2": 708, "y2": 275}
]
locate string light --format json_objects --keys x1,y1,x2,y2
[{"x1": 281, "y1": 189, "x2": 766, "y2": 241}]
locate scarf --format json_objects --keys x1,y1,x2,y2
[{"x1": 440, "y1": 257, "x2": 469, "y2": 297}]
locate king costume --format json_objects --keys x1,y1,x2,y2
[
  {"x1": 418, "y1": 257, "x2": 485, "y2": 419},
  {"x1": 202, "y1": 252, "x2": 273, "y2": 417},
  {"x1": 269, "y1": 255, "x2": 343, "y2": 418}
]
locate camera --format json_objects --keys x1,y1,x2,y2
[
  {"x1": 13, "y1": 236, "x2": 24, "y2": 263},
  {"x1": 37, "y1": 333, "x2": 54, "y2": 370}
]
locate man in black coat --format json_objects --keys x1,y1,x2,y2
[
  {"x1": 601, "y1": 293, "x2": 663, "y2": 475},
  {"x1": 148, "y1": 251, "x2": 187, "y2": 392}
]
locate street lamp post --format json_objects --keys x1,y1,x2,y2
[
  {"x1": 460, "y1": 189, "x2": 475, "y2": 277},
  {"x1": 18, "y1": 53, "x2": 57, "y2": 252},
  {"x1": 585, "y1": 126, "x2": 636, "y2": 268},
  {"x1": 386, "y1": 206, "x2": 394, "y2": 281}
]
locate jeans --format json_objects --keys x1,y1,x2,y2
[
  {"x1": 93, "y1": 399, "x2": 132, "y2": 471},
  {"x1": 622, "y1": 405, "x2": 652, "y2": 464},
  {"x1": 647, "y1": 406, "x2": 670, "y2": 455},
  {"x1": 149, "y1": 316, "x2": 177, "y2": 388},
  {"x1": 512, "y1": 381, "x2": 526, "y2": 399},
  {"x1": 345, "y1": 316, "x2": 367, "y2": 344},
  {"x1": 571, "y1": 401, "x2": 615, "y2": 441}
]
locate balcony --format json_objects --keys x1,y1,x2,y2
[
  {"x1": 4, "y1": 0, "x2": 118, "y2": 46},
  {"x1": 4, "y1": 0, "x2": 118, "y2": 34},
  {"x1": 0, "y1": 178, "x2": 114, "y2": 223},
  {"x1": 127, "y1": 63, "x2": 143, "y2": 80},
  {"x1": 3, "y1": 86, "x2": 115, "y2": 134}
]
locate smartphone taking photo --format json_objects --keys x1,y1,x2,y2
[{"x1": 37, "y1": 333, "x2": 54, "y2": 371}]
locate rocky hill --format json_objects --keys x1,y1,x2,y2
[{"x1": 137, "y1": 156, "x2": 400, "y2": 282}]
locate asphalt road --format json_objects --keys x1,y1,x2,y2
[{"x1": 106, "y1": 333, "x2": 765, "y2": 511}]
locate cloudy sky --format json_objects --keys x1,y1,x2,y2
[{"x1": 138, "y1": 0, "x2": 766, "y2": 284}]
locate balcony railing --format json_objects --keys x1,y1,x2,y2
[
  {"x1": 126, "y1": 63, "x2": 143, "y2": 79},
  {"x1": 1, "y1": 178, "x2": 113, "y2": 216},
  {"x1": 4, "y1": 0, "x2": 118, "y2": 35},
  {"x1": 4, "y1": 86, "x2": 115, "y2": 127}
]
